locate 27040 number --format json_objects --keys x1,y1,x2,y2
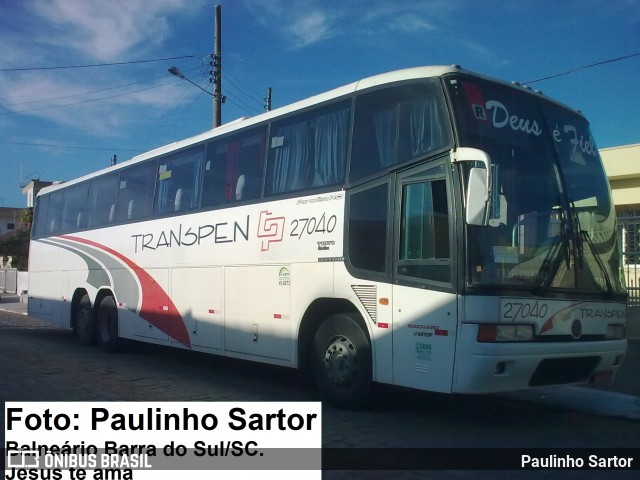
[
  {"x1": 501, "y1": 300, "x2": 549, "y2": 321},
  {"x1": 290, "y1": 213, "x2": 337, "y2": 239}
]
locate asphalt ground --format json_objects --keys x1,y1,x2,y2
[{"x1": 1, "y1": 292, "x2": 638, "y2": 419}]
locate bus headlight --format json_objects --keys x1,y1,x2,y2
[
  {"x1": 606, "y1": 324, "x2": 625, "y2": 340},
  {"x1": 477, "y1": 324, "x2": 534, "y2": 342}
]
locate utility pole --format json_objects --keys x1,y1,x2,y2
[
  {"x1": 213, "y1": 4, "x2": 222, "y2": 127},
  {"x1": 264, "y1": 87, "x2": 272, "y2": 111}
]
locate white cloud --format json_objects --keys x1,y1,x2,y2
[
  {"x1": 0, "y1": 0, "x2": 208, "y2": 138},
  {"x1": 240, "y1": 0, "x2": 451, "y2": 48},
  {"x1": 289, "y1": 10, "x2": 333, "y2": 46},
  {"x1": 389, "y1": 14, "x2": 436, "y2": 33},
  {"x1": 0, "y1": 69, "x2": 189, "y2": 136},
  {"x1": 241, "y1": 0, "x2": 338, "y2": 47},
  {"x1": 30, "y1": 0, "x2": 193, "y2": 60}
]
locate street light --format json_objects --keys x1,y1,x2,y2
[{"x1": 168, "y1": 66, "x2": 213, "y2": 98}]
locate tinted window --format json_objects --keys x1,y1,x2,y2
[
  {"x1": 202, "y1": 128, "x2": 266, "y2": 207},
  {"x1": 351, "y1": 81, "x2": 452, "y2": 181},
  {"x1": 33, "y1": 194, "x2": 49, "y2": 238},
  {"x1": 45, "y1": 191, "x2": 63, "y2": 235},
  {"x1": 348, "y1": 182, "x2": 389, "y2": 273},
  {"x1": 266, "y1": 102, "x2": 349, "y2": 195},
  {"x1": 155, "y1": 146, "x2": 204, "y2": 214},
  {"x1": 60, "y1": 183, "x2": 89, "y2": 232},
  {"x1": 87, "y1": 173, "x2": 120, "y2": 228},
  {"x1": 115, "y1": 162, "x2": 156, "y2": 222}
]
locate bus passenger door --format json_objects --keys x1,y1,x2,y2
[{"x1": 392, "y1": 161, "x2": 458, "y2": 393}]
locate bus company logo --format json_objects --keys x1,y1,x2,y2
[
  {"x1": 278, "y1": 267, "x2": 291, "y2": 286},
  {"x1": 257, "y1": 210, "x2": 285, "y2": 251}
]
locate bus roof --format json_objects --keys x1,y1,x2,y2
[{"x1": 36, "y1": 65, "x2": 578, "y2": 197}]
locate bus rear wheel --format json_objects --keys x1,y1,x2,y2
[
  {"x1": 311, "y1": 314, "x2": 372, "y2": 409},
  {"x1": 97, "y1": 296, "x2": 119, "y2": 352},
  {"x1": 75, "y1": 294, "x2": 96, "y2": 346}
]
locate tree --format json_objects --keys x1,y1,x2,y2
[{"x1": 20, "y1": 207, "x2": 33, "y2": 229}]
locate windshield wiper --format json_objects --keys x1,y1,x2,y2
[
  {"x1": 570, "y1": 203, "x2": 614, "y2": 297},
  {"x1": 532, "y1": 204, "x2": 572, "y2": 295}
]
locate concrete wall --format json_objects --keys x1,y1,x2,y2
[{"x1": 601, "y1": 143, "x2": 640, "y2": 210}]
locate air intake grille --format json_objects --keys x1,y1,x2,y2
[{"x1": 352, "y1": 285, "x2": 377, "y2": 323}]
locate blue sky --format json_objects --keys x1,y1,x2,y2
[{"x1": 1, "y1": 0, "x2": 639, "y2": 208}]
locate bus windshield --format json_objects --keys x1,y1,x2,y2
[{"x1": 446, "y1": 75, "x2": 626, "y2": 298}]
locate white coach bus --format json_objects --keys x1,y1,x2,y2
[{"x1": 29, "y1": 66, "x2": 627, "y2": 407}]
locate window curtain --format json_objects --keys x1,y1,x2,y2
[
  {"x1": 190, "y1": 151, "x2": 204, "y2": 208},
  {"x1": 269, "y1": 121, "x2": 312, "y2": 194},
  {"x1": 373, "y1": 107, "x2": 398, "y2": 167},
  {"x1": 156, "y1": 149, "x2": 204, "y2": 212},
  {"x1": 409, "y1": 96, "x2": 446, "y2": 157},
  {"x1": 313, "y1": 107, "x2": 349, "y2": 186}
]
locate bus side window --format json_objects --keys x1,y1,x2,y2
[
  {"x1": 235, "y1": 130, "x2": 266, "y2": 201},
  {"x1": 397, "y1": 167, "x2": 451, "y2": 284},
  {"x1": 202, "y1": 128, "x2": 266, "y2": 208},
  {"x1": 202, "y1": 144, "x2": 229, "y2": 207},
  {"x1": 266, "y1": 103, "x2": 349, "y2": 196},
  {"x1": 59, "y1": 184, "x2": 89, "y2": 232},
  {"x1": 87, "y1": 173, "x2": 119, "y2": 228},
  {"x1": 115, "y1": 162, "x2": 156, "y2": 222},
  {"x1": 45, "y1": 191, "x2": 63, "y2": 235},
  {"x1": 351, "y1": 82, "x2": 452, "y2": 182},
  {"x1": 154, "y1": 146, "x2": 204, "y2": 214},
  {"x1": 33, "y1": 194, "x2": 50, "y2": 238},
  {"x1": 347, "y1": 181, "x2": 390, "y2": 274}
]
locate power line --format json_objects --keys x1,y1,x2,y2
[
  {"x1": 224, "y1": 73, "x2": 265, "y2": 105},
  {"x1": 0, "y1": 56, "x2": 197, "y2": 73},
  {"x1": 3, "y1": 65, "x2": 203, "y2": 108},
  {"x1": 223, "y1": 88, "x2": 262, "y2": 116},
  {"x1": 139, "y1": 81, "x2": 200, "y2": 149},
  {"x1": 0, "y1": 78, "x2": 188, "y2": 115},
  {"x1": 522, "y1": 52, "x2": 640, "y2": 84}
]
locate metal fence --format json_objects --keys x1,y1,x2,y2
[
  {"x1": 618, "y1": 213, "x2": 640, "y2": 307},
  {"x1": 0, "y1": 268, "x2": 18, "y2": 294}
]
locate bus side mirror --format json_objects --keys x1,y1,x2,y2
[
  {"x1": 466, "y1": 167, "x2": 488, "y2": 225},
  {"x1": 451, "y1": 147, "x2": 492, "y2": 226}
]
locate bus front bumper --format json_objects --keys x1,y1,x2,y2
[{"x1": 452, "y1": 323, "x2": 627, "y2": 394}]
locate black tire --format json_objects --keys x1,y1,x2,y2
[
  {"x1": 311, "y1": 314, "x2": 372, "y2": 409},
  {"x1": 97, "y1": 296, "x2": 120, "y2": 352},
  {"x1": 75, "y1": 293, "x2": 96, "y2": 346}
]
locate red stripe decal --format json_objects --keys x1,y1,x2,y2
[
  {"x1": 60, "y1": 235, "x2": 191, "y2": 348},
  {"x1": 539, "y1": 302, "x2": 583, "y2": 334}
]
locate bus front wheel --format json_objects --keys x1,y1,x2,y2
[
  {"x1": 97, "y1": 296, "x2": 119, "y2": 352},
  {"x1": 75, "y1": 294, "x2": 96, "y2": 346},
  {"x1": 311, "y1": 314, "x2": 372, "y2": 408}
]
